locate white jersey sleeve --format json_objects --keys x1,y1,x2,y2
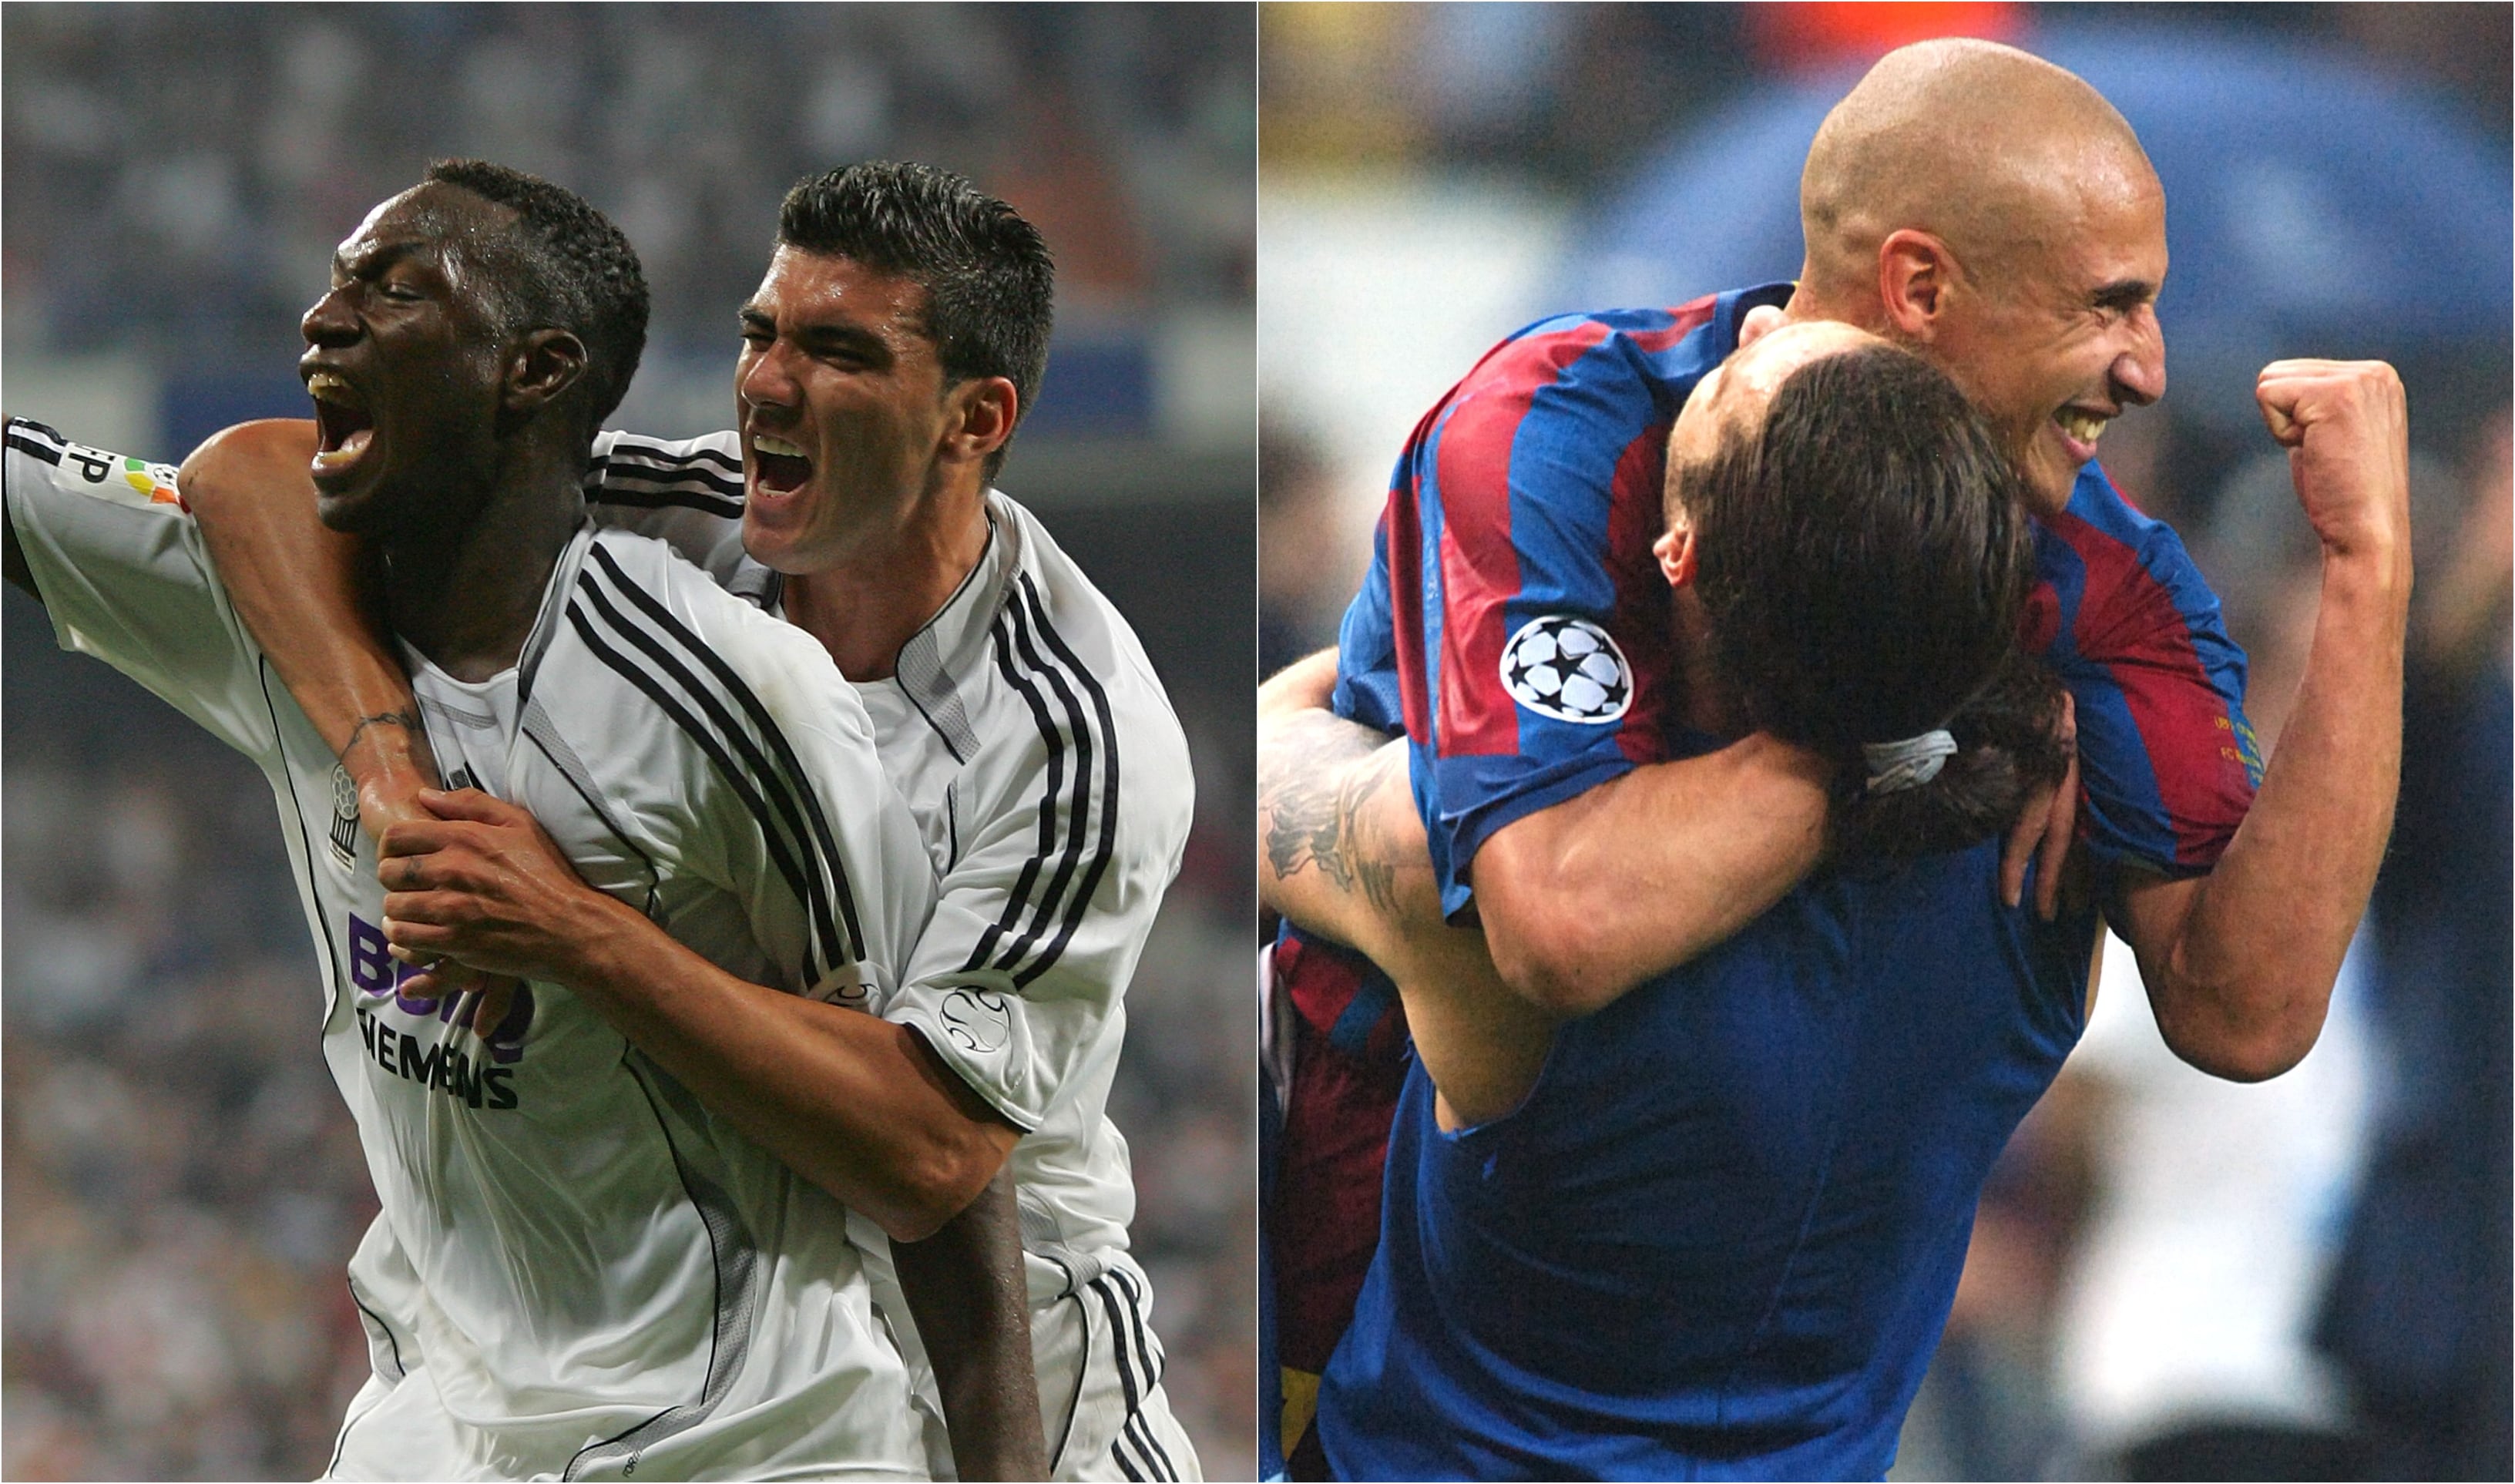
[
  {"x1": 3, "y1": 418, "x2": 276, "y2": 755},
  {"x1": 882, "y1": 559, "x2": 1196, "y2": 1133},
  {"x1": 585, "y1": 428, "x2": 751, "y2": 586},
  {"x1": 559, "y1": 536, "x2": 935, "y2": 1005}
]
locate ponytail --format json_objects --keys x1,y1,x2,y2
[{"x1": 1833, "y1": 651, "x2": 2071, "y2": 863}]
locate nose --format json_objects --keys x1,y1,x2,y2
[
  {"x1": 738, "y1": 339, "x2": 801, "y2": 415},
  {"x1": 301, "y1": 285, "x2": 359, "y2": 349},
  {"x1": 2110, "y1": 304, "x2": 2166, "y2": 408}
]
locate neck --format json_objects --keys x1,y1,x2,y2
[
  {"x1": 380, "y1": 437, "x2": 587, "y2": 683},
  {"x1": 1781, "y1": 268, "x2": 1886, "y2": 335},
  {"x1": 1669, "y1": 589, "x2": 1748, "y2": 737},
  {"x1": 781, "y1": 477, "x2": 991, "y2": 683}
]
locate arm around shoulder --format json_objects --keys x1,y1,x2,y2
[
  {"x1": 181, "y1": 418, "x2": 442, "y2": 831},
  {"x1": 1472, "y1": 734, "x2": 1832, "y2": 1017}
]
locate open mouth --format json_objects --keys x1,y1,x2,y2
[
  {"x1": 750, "y1": 432, "x2": 813, "y2": 496},
  {"x1": 2053, "y1": 408, "x2": 2110, "y2": 455},
  {"x1": 307, "y1": 371, "x2": 376, "y2": 479}
]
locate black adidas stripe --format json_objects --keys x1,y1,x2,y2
[
  {"x1": 1093, "y1": 1272, "x2": 1176, "y2": 1481},
  {"x1": 5, "y1": 418, "x2": 66, "y2": 464},
  {"x1": 972, "y1": 575, "x2": 1122, "y2": 988},
  {"x1": 587, "y1": 481, "x2": 744, "y2": 520},
  {"x1": 566, "y1": 556, "x2": 859, "y2": 982},
  {"x1": 588, "y1": 439, "x2": 745, "y2": 518},
  {"x1": 604, "y1": 433, "x2": 744, "y2": 476},
  {"x1": 1002, "y1": 577, "x2": 1122, "y2": 989},
  {"x1": 1107, "y1": 1267, "x2": 1177, "y2": 1479},
  {"x1": 592, "y1": 454, "x2": 742, "y2": 495},
  {"x1": 982, "y1": 592, "x2": 1095, "y2": 979},
  {"x1": 584, "y1": 544, "x2": 865, "y2": 962},
  {"x1": 1092, "y1": 1277, "x2": 1153, "y2": 1482},
  {"x1": 566, "y1": 598, "x2": 834, "y2": 989},
  {"x1": 573, "y1": 552, "x2": 858, "y2": 972},
  {"x1": 964, "y1": 602, "x2": 1075, "y2": 975}
]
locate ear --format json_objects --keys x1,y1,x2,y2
[
  {"x1": 503, "y1": 328, "x2": 589, "y2": 415},
  {"x1": 1737, "y1": 302, "x2": 1787, "y2": 350},
  {"x1": 940, "y1": 376, "x2": 1019, "y2": 471},
  {"x1": 1652, "y1": 520, "x2": 1697, "y2": 590},
  {"x1": 1877, "y1": 229, "x2": 1958, "y2": 343}
]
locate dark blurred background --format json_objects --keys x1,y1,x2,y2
[
  {"x1": 3, "y1": 5, "x2": 1254, "y2": 1478},
  {"x1": 1261, "y1": 3, "x2": 2508, "y2": 1479}
]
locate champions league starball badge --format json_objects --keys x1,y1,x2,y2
[{"x1": 1499, "y1": 614, "x2": 1633, "y2": 724}]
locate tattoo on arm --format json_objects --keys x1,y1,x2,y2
[
  {"x1": 1261, "y1": 713, "x2": 1409, "y2": 917},
  {"x1": 340, "y1": 709, "x2": 424, "y2": 765}
]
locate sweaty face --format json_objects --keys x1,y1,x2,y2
[
  {"x1": 1925, "y1": 163, "x2": 2169, "y2": 513},
  {"x1": 299, "y1": 184, "x2": 511, "y2": 535},
  {"x1": 735, "y1": 247, "x2": 955, "y2": 575}
]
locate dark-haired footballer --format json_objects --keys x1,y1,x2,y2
[
  {"x1": 1259, "y1": 39, "x2": 2410, "y2": 1479},
  {"x1": 6, "y1": 162, "x2": 1044, "y2": 1479},
  {"x1": 1264, "y1": 316, "x2": 2407, "y2": 1478},
  {"x1": 1277, "y1": 324, "x2": 2082, "y2": 1479},
  {"x1": 177, "y1": 161, "x2": 1202, "y2": 1482}
]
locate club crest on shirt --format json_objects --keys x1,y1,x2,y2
[
  {"x1": 329, "y1": 764, "x2": 361, "y2": 868},
  {"x1": 1499, "y1": 615, "x2": 1631, "y2": 724},
  {"x1": 939, "y1": 989, "x2": 1012, "y2": 1055}
]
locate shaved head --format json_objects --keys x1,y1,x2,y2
[{"x1": 1798, "y1": 39, "x2": 2157, "y2": 307}]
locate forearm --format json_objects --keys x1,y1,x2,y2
[
  {"x1": 180, "y1": 419, "x2": 438, "y2": 800},
  {"x1": 1259, "y1": 651, "x2": 1835, "y2": 1015},
  {"x1": 2134, "y1": 545, "x2": 2406, "y2": 1079},
  {"x1": 1258, "y1": 645, "x2": 1340, "y2": 722},
  {"x1": 1258, "y1": 707, "x2": 1441, "y2": 953},
  {"x1": 1259, "y1": 692, "x2": 1556, "y2": 1123},
  {"x1": 895, "y1": 1166, "x2": 1046, "y2": 1481},
  {"x1": 561, "y1": 895, "x2": 1017, "y2": 1239},
  {"x1": 1473, "y1": 734, "x2": 1832, "y2": 1016}
]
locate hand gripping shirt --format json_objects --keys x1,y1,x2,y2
[
  {"x1": 5, "y1": 418, "x2": 935, "y2": 1482},
  {"x1": 586, "y1": 431, "x2": 1199, "y2": 1482}
]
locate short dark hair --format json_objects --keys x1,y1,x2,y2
[
  {"x1": 776, "y1": 162, "x2": 1054, "y2": 476},
  {"x1": 1678, "y1": 342, "x2": 2068, "y2": 859},
  {"x1": 421, "y1": 159, "x2": 649, "y2": 448}
]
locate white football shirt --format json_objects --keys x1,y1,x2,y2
[
  {"x1": 591, "y1": 430, "x2": 1200, "y2": 1481},
  {"x1": 6, "y1": 417, "x2": 939, "y2": 1482}
]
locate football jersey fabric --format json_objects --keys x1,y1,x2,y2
[
  {"x1": 1316, "y1": 844, "x2": 2098, "y2": 1481},
  {"x1": 7, "y1": 418, "x2": 934, "y2": 1481},
  {"x1": 1332, "y1": 284, "x2": 2258, "y2": 915},
  {"x1": 1270, "y1": 284, "x2": 2261, "y2": 1471},
  {"x1": 586, "y1": 429, "x2": 1201, "y2": 1483},
  {"x1": 2031, "y1": 472, "x2": 2263, "y2": 875}
]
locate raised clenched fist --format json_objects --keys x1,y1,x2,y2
[{"x1": 2255, "y1": 359, "x2": 2409, "y2": 560}]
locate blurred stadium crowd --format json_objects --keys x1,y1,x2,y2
[
  {"x1": 1263, "y1": 4, "x2": 2508, "y2": 1480},
  {"x1": 4, "y1": 5, "x2": 1254, "y2": 1479}
]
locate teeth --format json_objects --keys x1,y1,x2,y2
[
  {"x1": 312, "y1": 428, "x2": 373, "y2": 468},
  {"x1": 754, "y1": 434, "x2": 808, "y2": 459},
  {"x1": 307, "y1": 371, "x2": 358, "y2": 405},
  {"x1": 2058, "y1": 411, "x2": 2107, "y2": 445}
]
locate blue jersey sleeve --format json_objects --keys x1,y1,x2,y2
[
  {"x1": 1335, "y1": 291, "x2": 1791, "y2": 916},
  {"x1": 2032, "y1": 465, "x2": 2261, "y2": 878}
]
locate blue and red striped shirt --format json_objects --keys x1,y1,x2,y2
[
  {"x1": 1333, "y1": 283, "x2": 2259, "y2": 908},
  {"x1": 1263, "y1": 284, "x2": 2262, "y2": 1476}
]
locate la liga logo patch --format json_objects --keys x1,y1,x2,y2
[{"x1": 1499, "y1": 614, "x2": 1631, "y2": 724}]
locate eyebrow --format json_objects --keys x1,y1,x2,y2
[
  {"x1": 2090, "y1": 278, "x2": 2157, "y2": 313},
  {"x1": 739, "y1": 306, "x2": 891, "y2": 362},
  {"x1": 333, "y1": 240, "x2": 428, "y2": 279}
]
